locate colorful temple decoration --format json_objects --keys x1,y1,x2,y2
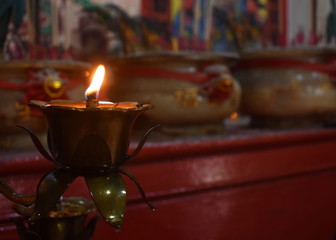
[{"x1": 0, "y1": 0, "x2": 335, "y2": 61}]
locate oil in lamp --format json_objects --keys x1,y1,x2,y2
[{"x1": 0, "y1": 64, "x2": 159, "y2": 233}]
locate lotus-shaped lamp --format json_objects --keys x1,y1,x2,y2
[{"x1": 0, "y1": 65, "x2": 159, "y2": 230}]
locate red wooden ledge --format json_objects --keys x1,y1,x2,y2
[{"x1": 1, "y1": 128, "x2": 336, "y2": 240}]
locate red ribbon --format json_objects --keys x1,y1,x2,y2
[
  {"x1": 0, "y1": 81, "x2": 26, "y2": 90},
  {"x1": 115, "y1": 66, "x2": 233, "y2": 103},
  {"x1": 0, "y1": 72, "x2": 71, "y2": 104},
  {"x1": 235, "y1": 58, "x2": 336, "y2": 77},
  {"x1": 115, "y1": 67, "x2": 220, "y2": 84}
]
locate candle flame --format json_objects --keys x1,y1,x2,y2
[
  {"x1": 230, "y1": 112, "x2": 239, "y2": 121},
  {"x1": 85, "y1": 65, "x2": 105, "y2": 100}
]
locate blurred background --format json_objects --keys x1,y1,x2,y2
[
  {"x1": 2, "y1": 0, "x2": 335, "y2": 61},
  {"x1": 0, "y1": 0, "x2": 336, "y2": 145},
  {"x1": 2, "y1": 2, "x2": 336, "y2": 240},
  {"x1": 2, "y1": 0, "x2": 336, "y2": 146}
]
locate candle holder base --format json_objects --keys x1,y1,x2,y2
[{"x1": 12, "y1": 197, "x2": 99, "y2": 240}]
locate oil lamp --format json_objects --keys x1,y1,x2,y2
[{"x1": 0, "y1": 64, "x2": 159, "y2": 233}]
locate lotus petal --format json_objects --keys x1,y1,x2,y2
[
  {"x1": 47, "y1": 128, "x2": 55, "y2": 158},
  {"x1": 85, "y1": 172, "x2": 126, "y2": 229},
  {"x1": 72, "y1": 133, "x2": 112, "y2": 170},
  {"x1": 31, "y1": 168, "x2": 77, "y2": 220}
]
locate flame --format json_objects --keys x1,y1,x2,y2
[
  {"x1": 230, "y1": 112, "x2": 239, "y2": 121},
  {"x1": 85, "y1": 65, "x2": 105, "y2": 100}
]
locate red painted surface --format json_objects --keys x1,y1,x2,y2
[{"x1": 1, "y1": 129, "x2": 336, "y2": 239}]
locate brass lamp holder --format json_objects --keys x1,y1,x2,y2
[
  {"x1": 0, "y1": 100, "x2": 159, "y2": 238},
  {"x1": 11, "y1": 197, "x2": 100, "y2": 240}
]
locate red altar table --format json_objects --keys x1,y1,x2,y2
[{"x1": 1, "y1": 128, "x2": 336, "y2": 240}]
